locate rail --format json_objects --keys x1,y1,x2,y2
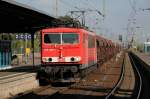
[
  {"x1": 129, "y1": 53, "x2": 142, "y2": 99},
  {"x1": 105, "y1": 54, "x2": 125, "y2": 99}
]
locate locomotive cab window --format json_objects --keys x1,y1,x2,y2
[
  {"x1": 62, "y1": 33, "x2": 79, "y2": 44},
  {"x1": 44, "y1": 33, "x2": 79, "y2": 44},
  {"x1": 44, "y1": 34, "x2": 61, "y2": 44}
]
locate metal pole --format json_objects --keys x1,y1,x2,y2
[
  {"x1": 31, "y1": 32, "x2": 35, "y2": 66},
  {"x1": 81, "y1": 11, "x2": 85, "y2": 27},
  {"x1": 55, "y1": 0, "x2": 58, "y2": 17},
  {"x1": 103, "y1": 0, "x2": 105, "y2": 17},
  {"x1": 24, "y1": 33, "x2": 27, "y2": 64}
]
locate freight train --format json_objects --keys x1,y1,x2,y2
[{"x1": 37, "y1": 27, "x2": 121, "y2": 85}]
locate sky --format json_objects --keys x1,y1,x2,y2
[{"x1": 14, "y1": 0, "x2": 150, "y2": 43}]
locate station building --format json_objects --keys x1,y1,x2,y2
[{"x1": 0, "y1": 0, "x2": 56, "y2": 70}]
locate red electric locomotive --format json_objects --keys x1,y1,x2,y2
[{"x1": 37, "y1": 27, "x2": 97, "y2": 83}]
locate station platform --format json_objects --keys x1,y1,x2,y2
[
  {"x1": 132, "y1": 52, "x2": 150, "y2": 66},
  {"x1": 0, "y1": 65, "x2": 40, "y2": 99},
  {"x1": 131, "y1": 52, "x2": 150, "y2": 73},
  {"x1": 0, "y1": 52, "x2": 41, "y2": 77},
  {"x1": 0, "y1": 65, "x2": 39, "y2": 77}
]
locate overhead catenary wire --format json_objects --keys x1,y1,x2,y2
[
  {"x1": 59, "y1": 0, "x2": 104, "y2": 16},
  {"x1": 55, "y1": 0, "x2": 104, "y2": 31}
]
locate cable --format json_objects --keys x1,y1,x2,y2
[
  {"x1": 59, "y1": 0, "x2": 78, "y2": 10},
  {"x1": 85, "y1": 0, "x2": 99, "y2": 10}
]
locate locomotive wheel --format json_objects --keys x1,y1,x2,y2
[
  {"x1": 80, "y1": 69, "x2": 86, "y2": 79},
  {"x1": 37, "y1": 70, "x2": 50, "y2": 86}
]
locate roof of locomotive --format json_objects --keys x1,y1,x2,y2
[{"x1": 41, "y1": 27, "x2": 96, "y2": 35}]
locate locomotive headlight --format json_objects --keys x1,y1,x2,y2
[
  {"x1": 42, "y1": 57, "x2": 48, "y2": 62},
  {"x1": 48, "y1": 58, "x2": 52, "y2": 62},
  {"x1": 70, "y1": 57, "x2": 75, "y2": 62},
  {"x1": 42, "y1": 57, "x2": 58, "y2": 62},
  {"x1": 65, "y1": 57, "x2": 81, "y2": 62},
  {"x1": 75, "y1": 57, "x2": 81, "y2": 61},
  {"x1": 49, "y1": 57, "x2": 58, "y2": 62}
]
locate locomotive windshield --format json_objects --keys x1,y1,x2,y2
[
  {"x1": 44, "y1": 33, "x2": 79, "y2": 44},
  {"x1": 62, "y1": 33, "x2": 79, "y2": 44},
  {"x1": 44, "y1": 34, "x2": 61, "y2": 44}
]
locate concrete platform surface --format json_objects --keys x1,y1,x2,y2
[
  {"x1": 0, "y1": 65, "x2": 39, "y2": 77},
  {"x1": 133, "y1": 52, "x2": 150, "y2": 66},
  {"x1": 0, "y1": 65, "x2": 39, "y2": 99}
]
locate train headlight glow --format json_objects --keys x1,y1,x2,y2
[
  {"x1": 75, "y1": 57, "x2": 81, "y2": 61},
  {"x1": 42, "y1": 57, "x2": 58, "y2": 62},
  {"x1": 70, "y1": 57, "x2": 75, "y2": 62},
  {"x1": 42, "y1": 57, "x2": 48, "y2": 62},
  {"x1": 65, "y1": 57, "x2": 81, "y2": 62},
  {"x1": 48, "y1": 58, "x2": 52, "y2": 62}
]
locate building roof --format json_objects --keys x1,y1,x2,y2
[{"x1": 0, "y1": 0, "x2": 57, "y2": 33}]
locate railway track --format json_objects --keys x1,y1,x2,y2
[
  {"x1": 13, "y1": 52, "x2": 150, "y2": 99},
  {"x1": 98, "y1": 52, "x2": 143, "y2": 99},
  {"x1": 47, "y1": 53, "x2": 125, "y2": 99},
  {"x1": 12, "y1": 52, "x2": 125, "y2": 99},
  {"x1": 104, "y1": 54, "x2": 125, "y2": 99}
]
